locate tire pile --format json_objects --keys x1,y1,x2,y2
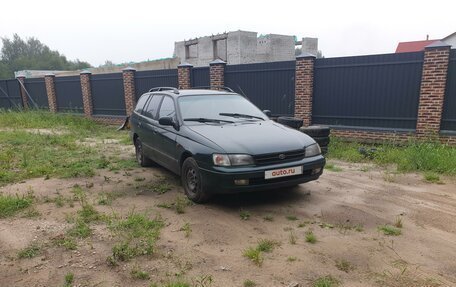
[{"x1": 276, "y1": 117, "x2": 330, "y2": 155}]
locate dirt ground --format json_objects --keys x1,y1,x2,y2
[{"x1": 1, "y1": 145, "x2": 455, "y2": 286}]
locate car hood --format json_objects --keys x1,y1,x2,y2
[{"x1": 186, "y1": 120, "x2": 315, "y2": 155}]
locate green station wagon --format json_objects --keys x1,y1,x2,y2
[{"x1": 130, "y1": 87, "x2": 325, "y2": 203}]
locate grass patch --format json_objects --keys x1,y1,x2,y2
[
  {"x1": 378, "y1": 224, "x2": 402, "y2": 236},
  {"x1": 53, "y1": 235, "x2": 78, "y2": 250},
  {"x1": 64, "y1": 272, "x2": 74, "y2": 287},
  {"x1": 243, "y1": 239, "x2": 279, "y2": 266},
  {"x1": 240, "y1": 210, "x2": 251, "y2": 220},
  {"x1": 289, "y1": 231, "x2": 297, "y2": 245},
  {"x1": 335, "y1": 259, "x2": 354, "y2": 273},
  {"x1": 180, "y1": 222, "x2": 192, "y2": 238},
  {"x1": 243, "y1": 279, "x2": 257, "y2": 287},
  {"x1": 328, "y1": 137, "x2": 456, "y2": 175},
  {"x1": 157, "y1": 197, "x2": 192, "y2": 214},
  {"x1": 287, "y1": 256, "x2": 297, "y2": 262},
  {"x1": 0, "y1": 193, "x2": 34, "y2": 218},
  {"x1": 18, "y1": 244, "x2": 41, "y2": 259},
  {"x1": 67, "y1": 219, "x2": 92, "y2": 238},
  {"x1": 313, "y1": 275, "x2": 340, "y2": 287},
  {"x1": 394, "y1": 216, "x2": 403, "y2": 228},
  {"x1": 263, "y1": 214, "x2": 274, "y2": 221},
  {"x1": 107, "y1": 212, "x2": 164, "y2": 264},
  {"x1": 131, "y1": 266, "x2": 150, "y2": 280},
  {"x1": 325, "y1": 163, "x2": 343, "y2": 172},
  {"x1": 305, "y1": 231, "x2": 317, "y2": 244},
  {"x1": 423, "y1": 172, "x2": 442, "y2": 184},
  {"x1": 0, "y1": 110, "x2": 131, "y2": 186},
  {"x1": 286, "y1": 215, "x2": 298, "y2": 221}
]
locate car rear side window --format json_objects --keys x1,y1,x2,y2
[
  {"x1": 134, "y1": 94, "x2": 150, "y2": 114},
  {"x1": 158, "y1": 96, "x2": 176, "y2": 119},
  {"x1": 144, "y1": 95, "x2": 163, "y2": 119}
]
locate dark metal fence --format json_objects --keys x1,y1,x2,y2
[
  {"x1": 225, "y1": 61, "x2": 296, "y2": 116},
  {"x1": 0, "y1": 79, "x2": 22, "y2": 109},
  {"x1": 24, "y1": 78, "x2": 48, "y2": 108},
  {"x1": 135, "y1": 69, "x2": 178, "y2": 100},
  {"x1": 91, "y1": 73, "x2": 126, "y2": 116},
  {"x1": 312, "y1": 52, "x2": 424, "y2": 131},
  {"x1": 441, "y1": 49, "x2": 456, "y2": 132},
  {"x1": 54, "y1": 76, "x2": 84, "y2": 113},
  {"x1": 191, "y1": 67, "x2": 210, "y2": 87}
]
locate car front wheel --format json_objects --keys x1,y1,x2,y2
[{"x1": 181, "y1": 157, "x2": 211, "y2": 203}]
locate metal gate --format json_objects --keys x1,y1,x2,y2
[
  {"x1": 312, "y1": 52, "x2": 424, "y2": 130},
  {"x1": 0, "y1": 79, "x2": 22, "y2": 109},
  {"x1": 91, "y1": 73, "x2": 126, "y2": 116},
  {"x1": 135, "y1": 69, "x2": 178, "y2": 100},
  {"x1": 224, "y1": 61, "x2": 296, "y2": 116},
  {"x1": 54, "y1": 76, "x2": 84, "y2": 113},
  {"x1": 24, "y1": 78, "x2": 48, "y2": 108}
]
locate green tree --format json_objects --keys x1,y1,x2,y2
[{"x1": 0, "y1": 34, "x2": 91, "y2": 79}]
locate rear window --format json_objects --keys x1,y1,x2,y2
[
  {"x1": 144, "y1": 95, "x2": 163, "y2": 119},
  {"x1": 134, "y1": 94, "x2": 150, "y2": 114}
]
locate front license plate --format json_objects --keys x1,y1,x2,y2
[{"x1": 265, "y1": 166, "x2": 303, "y2": 179}]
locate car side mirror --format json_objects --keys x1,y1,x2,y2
[
  {"x1": 159, "y1": 116, "x2": 179, "y2": 130},
  {"x1": 263, "y1": 110, "x2": 272, "y2": 117}
]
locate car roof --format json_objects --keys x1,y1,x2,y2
[{"x1": 145, "y1": 89, "x2": 238, "y2": 98}]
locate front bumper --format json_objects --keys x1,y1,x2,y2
[{"x1": 199, "y1": 155, "x2": 325, "y2": 193}]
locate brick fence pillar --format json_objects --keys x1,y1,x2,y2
[
  {"x1": 80, "y1": 70, "x2": 93, "y2": 118},
  {"x1": 16, "y1": 75, "x2": 28, "y2": 109},
  {"x1": 122, "y1": 67, "x2": 136, "y2": 115},
  {"x1": 178, "y1": 62, "x2": 193, "y2": 89},
  {"x1": 209, "y1": 59, "x2": 226, "y2": 89},
  {"x1": 416, "y1": 41, "x2": 452, "y2": 137},
  {"x1": 294, "y1": 53, "x2": 316, "y2": 127},
  {"x1": 44, "y1": 73, "x2": 58, "y2": 113}
]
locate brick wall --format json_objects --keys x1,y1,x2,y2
[
  {"x1": 80, "y1": 71, "x2": 93, "y2": 117},
  {"x1": 122, "y1": 67, "x2": 136, "y2": 115},
  {"x1": 177, "y1": 63, "x2": 192, "y2": 89},
  {"x1": 416, "y1": 42, "x2": 451, "y2": 136},
  {"x1": 294, "y1": 53, "x2": 315, "y2": 127},
  {"x1": 44, "y1": 74, "x2": 57, "y2": 113},
  {"x1": 209, "y1": 59, "x2": 226, "y2": 88}
]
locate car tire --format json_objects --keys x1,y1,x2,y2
[
  {"x1": 299, "y1": 126, "x2": 331, "y2": 137},
  {"x1": 181, "y1": 157, "x2": 211, "y2": 203},
  {"x1": 277, "y1": 117, "x2": 304, "y2": 129},
  {"x1": 313, "y1": 136, "x2": 330, "y2": 147},
  {"x1": 134, "y1": 137, "x2": 153, "y2": 167}
]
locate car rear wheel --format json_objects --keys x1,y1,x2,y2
[
  {"x1": 134, "y1": 138, "x2": 152, "y2": 167},
  {"x1": 181, "y1": 157, "x2": 211, "y2": 203}
]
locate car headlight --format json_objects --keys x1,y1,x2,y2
[
  {"x1": 212, "y1": 154, "x2": 254, "y2": 166},
  {"x1": 305, "y1": 143, "x2": 321, "y2": 157}
]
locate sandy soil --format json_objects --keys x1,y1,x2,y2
[{"x1": 1, "y1": 158, "x2": 455, "y2": 287}]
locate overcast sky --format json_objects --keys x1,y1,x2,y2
[{"x1": 1, "y1": 0, "x2": 454, "y2": 66}]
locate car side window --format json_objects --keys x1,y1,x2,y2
[
  {"x1": 144, "y1": 95, "x2": 163, "y2": 119},
  {"x1": 158, "y1": 96, "x2": 176, "y2": 119},
  {"x1": 134, "y1": 94, "x2": 150, "y2": 114}
]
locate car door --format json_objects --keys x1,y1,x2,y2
[
  {"x1": 155, "y1": 96, "x2": 179, "y2": 173},
  {"x1": 140, "y1": 95, "x2": 163, "y2": 160}
]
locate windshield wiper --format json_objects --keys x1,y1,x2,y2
[
  {"x1": 184, "y1": 118, "x2": 234, "y2": 123},
  {"x1": 219, "y1": 113, "x2": 265, "y2": 120}
]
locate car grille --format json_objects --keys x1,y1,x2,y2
[{"x1": 253, "y1": 149, "x2": 305, "y2": 166}]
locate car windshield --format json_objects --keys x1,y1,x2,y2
[{"x1": 178, "y1": 94, "x2": 267, "y2": 123}]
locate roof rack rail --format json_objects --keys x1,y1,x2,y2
[
  {"x1": 149, "y1": 87, "x2": 179, "y2": 94},
  {"x1": 190, "y1": 86, "x2": 234, "y2": 93}
]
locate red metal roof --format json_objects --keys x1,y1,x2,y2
[{"x1": 395, "y1": 40, "x2": 439, "y2": 53}]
